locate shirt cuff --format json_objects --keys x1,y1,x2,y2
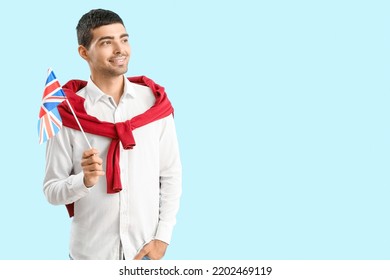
[
  {"x1": 68, "y1": 172, "x2": 91, "y2": 196},
  {"x1": 155, "y1": 222, "x2": 175, "y2": 245}
]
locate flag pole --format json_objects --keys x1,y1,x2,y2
[{"x1": 65, "y1": 99, "x2": 92, "y2": 149}]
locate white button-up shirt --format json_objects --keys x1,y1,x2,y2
[{"x1": 43, "y1": 76, "x2": 182, "y2": 260}]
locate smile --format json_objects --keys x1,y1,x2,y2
[{"x1": 109, "y1": 56, "x2": 127, "y2": 65}]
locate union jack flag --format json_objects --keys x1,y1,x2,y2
[{"x1": 38, "y1": 69, "x2": 67, "y2": 144}]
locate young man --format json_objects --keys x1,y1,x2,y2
[{"x1": 43, "y1": 9, "x2": 182, "y2": 260}]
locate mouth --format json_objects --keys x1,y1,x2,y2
[{"x1": 109, "y1": 56, "x2": 127, "y2": 66}]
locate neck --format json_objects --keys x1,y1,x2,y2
[{"x1": 91, "y1": 74, "x2": 125, "y2": 105}]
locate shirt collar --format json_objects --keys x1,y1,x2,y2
[{"x1": 85, "y1": 75, "x2": 136, "y2": 105}]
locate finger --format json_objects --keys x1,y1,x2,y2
[
  {"x1": 81, "y1": 155, "x2": 103, "y2": 167},
  {"x1": 91, "y1": 155, "x2": 103, "y2": 165},
  {"x1": 83, "y1": 163, "x2": 103, "y2": 172},
  {"x1": 86, "y1": 155, "x2": 103, "y2": 166},
  {"x1": 84, "y1": 170, "x2": 105, "y2": 177},
  {"x1": 81, "y1": 157, "x2": 93, "y2": 167},
  {"x1": 133, "y1": 244, "x2": 151, "y2": 260},
  {"x1": 133, "y1": 250, "x2": 147, "y2": 260},
  {"x1": 82, "y1": 148, "x2": 99, "y2": 159}
]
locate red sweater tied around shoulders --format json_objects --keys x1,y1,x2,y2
[{"x1": 57, "y1": 76, "x2": 174, "y2": 217}]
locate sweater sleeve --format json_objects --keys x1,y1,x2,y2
[{"x1": 155, "y1": 115, "x2": 182, "y2": 244}]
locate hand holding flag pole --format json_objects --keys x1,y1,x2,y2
[{"x1": 38, "y1": 68, "x2": 92, "y2": 149}]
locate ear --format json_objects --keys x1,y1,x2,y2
[{"x1": 78, "y1": 45, "x2": 89, "y2": 61}]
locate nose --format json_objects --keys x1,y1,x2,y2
[{"x1": 113, "y1": 41, "x2": 123, "y2": 55}]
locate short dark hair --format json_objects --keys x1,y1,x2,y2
[{"x1": 76, "y1": 9, "x2": 124, "y2": 49}]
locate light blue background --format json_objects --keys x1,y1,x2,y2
[{"x1": 0, "y1": 0, "x2": 389, "y2": 259}]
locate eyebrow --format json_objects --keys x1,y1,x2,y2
[{"x1": 97, "y1": 33, "x2": 129, "y2": 42}]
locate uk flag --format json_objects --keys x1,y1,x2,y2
[{"x1": 38, "y1": 69, "x2": 67, "y2": 144}]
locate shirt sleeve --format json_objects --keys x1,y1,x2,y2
[
  {"x1": 43, "y1": 127, "x2": 90, "y2": 206},
  {"x1": 155, "y1": 114, "x2": 182, "y2": 244}
]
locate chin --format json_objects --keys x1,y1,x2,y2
[{"x1": 106, "y1": 67, "x2": 128, "y2": 77}]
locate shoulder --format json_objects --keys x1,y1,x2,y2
[
  {"x1": 131, "y1": 82, "x2": 154, "y2": 94},
  {"x1": 126, "y1": 78, "x2": 156, "y2": 104}
]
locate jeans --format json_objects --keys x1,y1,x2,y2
[{"x1": 69, "y1": 254, "x2": 151, "y2": 260}]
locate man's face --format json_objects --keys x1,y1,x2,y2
[{"x1": 81, "y1": 23, "x2": 130, "y2": 78}]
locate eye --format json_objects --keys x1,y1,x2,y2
[
  {"x1": 122, "y1": 38, "x2": 129, "y2": 44},
  {"x1": 102, "y1": 40, "x2": 111, "y2": 45}
]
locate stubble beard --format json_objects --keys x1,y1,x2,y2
[
  {"x1": 104, "y1": 65, "x2": 128, "y2": 78},
  {"x1": 99, "y1": 57, "x2": 129, "y2": 77}
]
